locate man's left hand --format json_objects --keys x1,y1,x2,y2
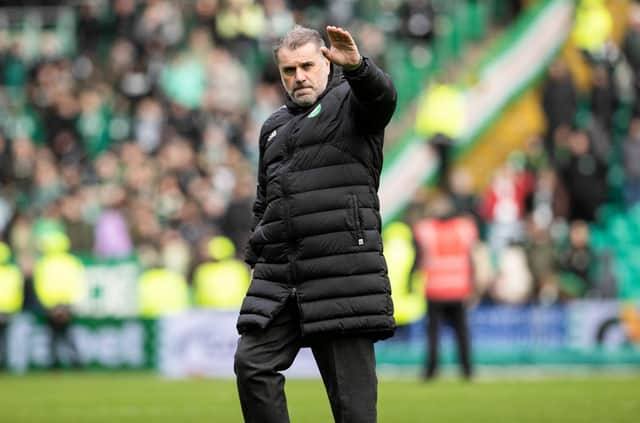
[{"x1": 321, "y1": 26, "x2": 362, "y2": 71}]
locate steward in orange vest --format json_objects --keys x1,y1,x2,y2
[
  {"x1": 413, "y1": 215, "x2": 477, "y2": 301},
  {"x1": 413, "y1": 194, "x2": 477, "y2": 380}
]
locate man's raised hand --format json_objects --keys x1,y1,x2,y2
[{"x1": 321, "y1": 26, "x2": 362, "y2": 71}]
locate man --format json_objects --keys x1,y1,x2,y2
[
  {"x1": 413, "y1": 193, "x2": 478, "y2": 380},
  {"x1": 234, "y1": 25, "x2": 397, "y2": 423},
  {"x1": 34, "y1": 232, "x2": 84, "y2": 369},
  {"x1": 192, "y1": 235, "x2": 249, "y2": 309}
]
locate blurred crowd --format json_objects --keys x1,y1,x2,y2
[
  {"x1": 3, "y1": 0, "x2": 519, "y2": 322},
  {"x1": 0, "y1": 0, "x2": 452, "y2": 281},
  {"x1": 1, "y1": 0, "x2": 634, "y2": 317},
  {"x1": 407, "y1": 0, "x2": 640, "y2": 306}
]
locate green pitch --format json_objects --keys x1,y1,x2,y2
[{"x1": 1, "y1": 371, "x2": 639, "y2": 422}]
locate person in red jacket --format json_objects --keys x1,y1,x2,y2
[{"x1": 413, "y1": 193, "x2": 478, "y2": 380}]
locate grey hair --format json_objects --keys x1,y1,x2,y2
[{"x1": 273, "y1": 25, "x2": 325, "y2": 62}]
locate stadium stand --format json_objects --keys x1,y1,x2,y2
[{"x1": 0, "y1": 0, "x2": 638, "y2": 326}]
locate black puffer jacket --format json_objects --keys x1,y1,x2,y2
[{"x1": 237, "y1": 57, "x2": 397, "y2": 341}]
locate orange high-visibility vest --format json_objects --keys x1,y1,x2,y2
[{"x1": 413, "y1": 216, "x2": 477, "y2": 301}]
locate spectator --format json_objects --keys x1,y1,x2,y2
[
  {"x1": 590, "y1": 64, "x2": 617, "y2": 132},
  {"x1": 413, "y1": 193, "x2": 478, "y2": 380},
  {"x1": 572, "y1": 0, "x2": 613, "y2": 63},
  {"x1": 583, "y1": 114, "x2": 612, "y2": 166},
  {"x1": 529, "y1": 166, "x2": 569, "y2": 227},
  {"x1": 134, "y1": 0, "x2": 185, "y2": 51},
  {"x1": 30, "y1": 153, "x2": 65, "y2": 214},
  {"x1": 479, "y1": 158, "x2": 534, "y2": 260},
  {"x1": 557, "y1": 129, "x2": 608, "y2": 222},
  {"x1": 556, "y1": 220, "x2": 594, "y2": 299},
  {"x1": 622, "y1": 3, "x2": 640, "y2": 117},
  {"x1": 448, "y1": 166, "x2": 480, "y2": 226},
  {"x1": 77, "y1": 88, "x2": 111, "y2": 159},
  {"x1": 76, "y1": 0, "x2": 105, "y2": 54},
  {"x1": 10, "y1": 136, "x2": 37, "y2": 201},
  {"x1": 162, "y1": 229, "x2": 193, "y2": 277},
  {"x1": 193, "y1": 0, "x2": 220, "y2": 37},
  {"x1": 204, "y1": 46, "x2": 252, "y2": 117},
  {"x1": 383, "y1": 221, "x2": 424, "y2": 332},
  {"x1": 111, "y1": 0, "x2": 139, "y2": 39},
  {"x1": 129, "y1": 200, "x2": 162, "y2": 250},
  {"x1": 160, "y1": 56, "x2": 207, "y2": 116},
  {"x1": 155, "y1": 173, "x2": 186, "y2": 226},
  {"x1": 1, "y1": 42, "x2": 28, "y2": 89},
  {"x1": 59, "y1": 191, "x2": 94, "y2": 254},
  {"x1": 355, "y1": 23, "x2": 388, "y2": 69},
  {"x1": 93, "y1": 185, "x2": 133, "y2": 259},
  {"x1": 398, "y1": 0, "x2": 436, "y2": 43},
  {"x1": 133, "y1": 98, "x2": 164, "y2": 154},
  {"x1": 262, "y1": 0, "x2": 295, "y2": 44},
  {"x1": 542, "y1": 59, "x2": 577, "y2": 161},
  {"x1": 175, "y1": 199, "x2": 214, "y2": 252},
  {"x1": 193, "y1": 236, "x2": 250, "y2": 309},
  {"x1": 524, "y1": 217, "x2": 558, "y2": 305},
  {"x1": 33, "y1": 232, "x2": 84, "y2": 369},
  {"x1": 138, "y1": 258, "x2": 189, "y2": 318},
  {"x1": 17, "y1": 251, "x2": 40, "y2": 315},
  {"x1": 116, "y1": 57, "x2": 154, "y2": 105},
  {"x1": 491, "y1": 240, "x2": 534, "y2": 304},
  {"x1": 215, "y1": 0, "x2": 265, "y2": 59},
  {"x1": 42, "y1": 93, "x2": 82, "y2": 163},
  {"x1": 220, "y1": 173, "x2": 253, "y2": 254},
  {"x1": 415, "y1": 81, "x2": 466, "y2": 192}
]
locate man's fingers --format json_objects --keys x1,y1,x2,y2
[
  {"x1": 327, "y1": 28, "x2": 347, "y2": 39},
  {"x1": 324, "y1": 25, "x2": 359, "y2": 67},
  {"x1": 330, "y1": 32, "x2": 351, "y2": 43},
  {"x1": 327, "y1": 25, "x2": 348, "y2": 36},
  {"x1": 326, "y1": 25, "x2": 343, "y2": 34},
  {"x1": 326, "y1": 26, "x2": 353, "y2": 44}
]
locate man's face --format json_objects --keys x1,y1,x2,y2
[{"x1": 277, "y1": 42, "x2": 330, "y2": 107}]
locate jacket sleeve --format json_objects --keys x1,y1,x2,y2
[
  {"x1": 244, "y1": 126, "x2": 268, "y2": 267},
  {"x1": 343, "y1": 56, "x2": 398, "y2": 131}
]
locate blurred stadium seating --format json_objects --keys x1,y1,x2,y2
[{"x1": 1, "y1": 0, "x2": 640, "y2": 374}]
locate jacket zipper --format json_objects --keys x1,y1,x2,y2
[
  {"x1": 350, "y1": 194, "x2": 365, "y2": 246},
  {"x1": 284, "y1": 122, "x2": 303, "y2": 332},
  {"x1": 282, "y1": 175, "x2": 298, "y2": 285},
  {"x1": 290, "y1": 287, "x2": 305, "y2": 336},
  {"x1": 281, "y1": 126, "x2": 298, "y2": 285}
]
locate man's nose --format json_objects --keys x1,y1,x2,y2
[{"x1": 295, "y1": 68, "x2": 306, "y2": 83}]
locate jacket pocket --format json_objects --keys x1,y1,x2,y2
[
  {"x1": 245, "y1": 226, "x2": 266, "y2": 266},
  {"x1": 244, "y1": 240, "x2": 263, "y2": 267},
  {"x1": 349, "y1": 194, "x2": 365, "y2": 246}
]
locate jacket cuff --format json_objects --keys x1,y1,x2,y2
[{"x1": 343, "y1": 56, "x2": 368, "y2": 78}]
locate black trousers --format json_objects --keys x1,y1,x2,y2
[
  {"x1": 47, "y1": 306, "x2": 81, "y2": 369},
  {"x1": 234, "y1": 300, "x2": 378, "y2": 423},
  {"x1": 425, "y1": 300, "x2": 472, "y2": 379},
  {"x1": 0, "y1": 317, "x2": 7, "y2": 369}
]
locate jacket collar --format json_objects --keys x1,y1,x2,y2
[{"x1": 285, "y1": 64, "x2": 343, "y2": 114}]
